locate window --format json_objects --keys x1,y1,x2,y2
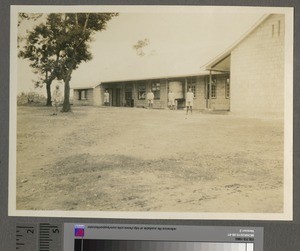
[
  {"x1": 151, "y1": 82, "x2": 160, "y2": 100},
  {"x1": 225, "y1": 78, "x2": 230, "y2": 99},
  {"x1": 138, "y1": 83, "x2": 146, "y2": 100},
  {"x1": 187, "y1": 77, "x2": 197, "y2": 97},
  {"x1": 78, "y1": 89, "x2": 87, "y2": 100},
  {"x1": 189, "y1": 85, "x2": 196, "y2": 97},
  {"x1": 272, "y1": 21, "x2": 281, "y2": 38},
  {"x1": 211, "y1": 82, "x2": 217, "y2": 98},
  {"x1": 204, "y1": 79, "x2": 217, "y2": 99}
]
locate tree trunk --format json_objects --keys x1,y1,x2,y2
[
  {"x1": 46, "y1": 80, "x2": 52, "y2": 106},
  {"x1": 62, "y1": 72, "x2": 72, "y2": 112}
]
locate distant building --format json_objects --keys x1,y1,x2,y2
[
  {"x1": 73, "y1": 72, "x2": 229, "y2": 110},
  {"x1": 72, "y1": 14, "x2": 284, "y2": 117},
  {"x1": 73, "y1": 85, "x2": 102, "y2": 106}
]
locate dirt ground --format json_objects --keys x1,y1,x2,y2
[{"x1": 16, "y1": 106, "x2": 284, "y2": 213}]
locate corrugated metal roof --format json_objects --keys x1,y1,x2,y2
[
  {"x1": 72, "y1": 86, "x2": 96, "y2": 90},
  {"x1": 100, "y1": 71, "x2": 211, "y2": 85},
  {"x1": 71, "y1": 71, "x2": 216, "y2": 90},
  {"x1": 71, "y1": 70, "x2": 228, "y2": 89},
  {"x1": 72, "y1": 14, "x2": 269, "y2": 90}
]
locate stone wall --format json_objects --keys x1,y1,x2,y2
[
  {"x1": 230, "y1": 14, "x2": 285, "y2": 117},
  {"x1": 93, "y1": 85, "x2": 102, "y2": 106},
  {"x1": 134, "y1": 79, "x2": 168, "y2": 109},
  {"x1": 210, "y1": 75, "x2": 230, "y2": 110}
]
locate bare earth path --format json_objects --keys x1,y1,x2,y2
[{"x1": 16, "y1": 106, "x2": 283, "y2": 213}]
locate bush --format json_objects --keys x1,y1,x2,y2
[{"x1": 17, "y1": 92, "x2": 47, "y2": 105}]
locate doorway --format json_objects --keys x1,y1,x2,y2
[{"x1": 112, "y1": 88, "x2": 121, "y2": 107}]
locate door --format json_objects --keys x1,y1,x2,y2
[
  {"x1": 125, "y1": 91, "x2": 133, "y2": 107},
  {"x1": 112, "y1": 88, "x2": 121, "y2": 107},
  {"x1": 125, "y1": 84, "x2": 133, "y2": 107},
  {"x1": 116, "y1": 88, "x2": 121, "y2": 107}
]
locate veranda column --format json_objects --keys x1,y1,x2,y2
[{"x1": 209, "y1": 70, "x2": 212, "y2": 109}]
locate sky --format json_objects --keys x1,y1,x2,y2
[{"x1": 17, "y1": 9, "x2": 265, "y2": 95}]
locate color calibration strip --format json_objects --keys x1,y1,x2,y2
[
  {"x1": 64, "y1": 224, "x2": 263, "y2": 251},
  {"x1": 74, "y1": 240, "x2": 254, "y2": 251}
]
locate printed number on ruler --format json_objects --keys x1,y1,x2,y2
[
  {"x1": 16, "y1": 223, "x2": 38, "y2": 251},
  {"x1": 39, "y1": 223, "x2": 62, "y2": 251}
]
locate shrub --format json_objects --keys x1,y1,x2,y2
[{"x1": 17, "y1": 92, "x2": 47, "y2": 105}]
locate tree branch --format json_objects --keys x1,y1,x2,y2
[
  {"x1": 83, "y1": 13, "x2": 90, "y2": 32},
  {"x1": 75, "y1": 13, "x2": 79, "y2": 28}
]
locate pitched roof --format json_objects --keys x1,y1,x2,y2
[
  {"x1": 202, "y1": 14, "x2": 271, "y2": 71},
  {"x1": 73, "y1": 71, "x2": 220, "y2": 89},
  {"x1": 71, "y1": 85, "x2": 96, "y2": 90},
  {"x1": 100, "y1": 71, "x2": 210, "y2": 85}
]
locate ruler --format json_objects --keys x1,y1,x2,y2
[
  {"x1": 16, "y1": 223, "x2": 37, "y2": 251},
  {"x1": 15, "y1": 223, "x2": 63, "y2": 251}
]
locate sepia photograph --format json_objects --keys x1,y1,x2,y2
[{"x1": 9, "y1": 5, "x2": 293, "y2": 220}]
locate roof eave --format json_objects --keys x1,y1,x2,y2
[
  {"x1": 100, "y1": 71, "x2": 211, "y2": 84},
  {"x1": 203, "y1": 14, "x2": 271, "y2": 71}
]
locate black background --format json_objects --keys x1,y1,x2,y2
[{"x1": 0, "y1": 0, "x2": 299, "y2": 250}]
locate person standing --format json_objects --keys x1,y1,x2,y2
[
  {"x1": 104, "y1": 90, "x2": 109, "y2": 106},
  {"x1": 186, "y1": 87, "x2": 194, "y2": 115},
  {"x1": 51, "y1": 85, "x2": 62, "y2": 115},
  {"x1": 168, "y1": 90, "x2": 176, "y2": 110},
  {"x1": 147, "y1": 90, "x2": 154, "y2": 109}
]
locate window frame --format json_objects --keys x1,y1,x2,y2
[
  {"x1": 225, "y1": 78, "x2": 230, "y2": 99},
  {"x1": 137, "y1": 83, "x2": 146, "y2": 100},
  {"x1": 211, "y1": 82, "x2": 217, "y2": 99},
  {"x1": 151, "y1": 81, "x2": 161, "y2": 100},
  {"x1": 78, "y1": 89, "x2": 88, "y2": 100},
  {"x1": 204, "y1": 80, "x2": 217, "y2": 99},
  {"x1": 187, "y1": 77, "x2": 197, "y2": 98}
]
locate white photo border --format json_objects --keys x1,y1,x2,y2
[{"x1": 9, "y1": 5, "x2": 294, "y2": 220}]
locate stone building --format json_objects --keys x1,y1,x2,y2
[
  {"x1": 73, "y1": 85, "x2": 102, "y2": 106},
  {"x1": 72, "y1": 14, "x2": 285, "y2": 116},
  {"x1": 73, "y1": 72, "x2": 230, "y2": 110},
  {"x1": 204, "y1": 14, "x2": 284, "y2": 117},
  {"x1": 96, "y1": 72, "x2": 229, "y2": 110}
]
